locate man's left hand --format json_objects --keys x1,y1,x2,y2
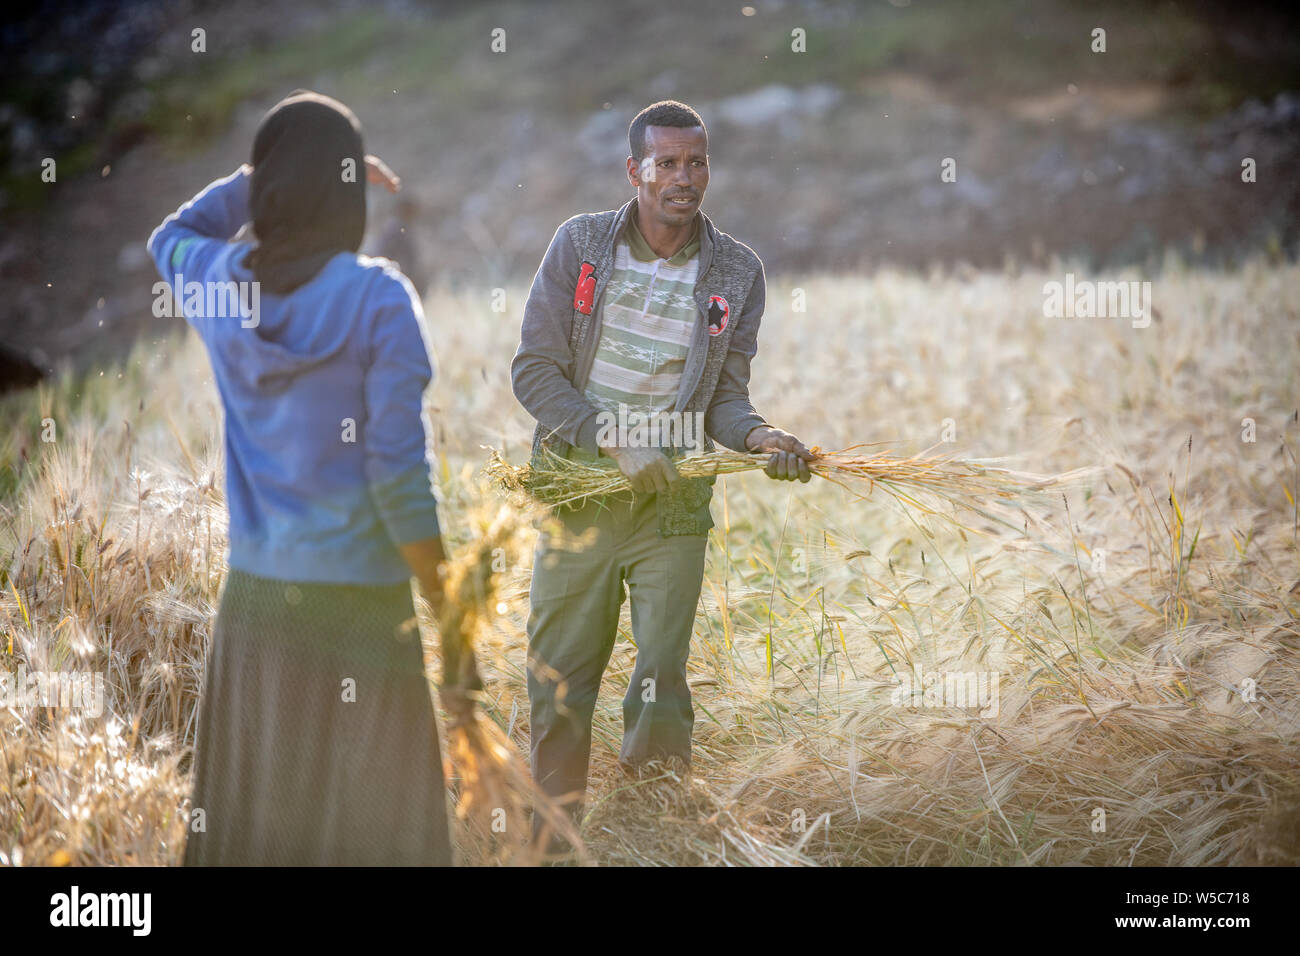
[{"x1": 745, "y1": 425, "x2": 814, "y2": 482}]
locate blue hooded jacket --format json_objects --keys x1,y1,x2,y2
[{"x1": 147, "y1": 167, "x2": 441, "y2": 585}]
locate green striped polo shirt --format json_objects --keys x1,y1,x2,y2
[{"x1": 572, "y1": 217, "x2": 701, "y2": 461}]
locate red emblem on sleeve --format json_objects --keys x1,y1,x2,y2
[
  {"x1": 574, "y1": 261, "x2": 597, "y2": 315},
  {"x1": 706, "y1": 295, "x2": 729, "y2": 335}
]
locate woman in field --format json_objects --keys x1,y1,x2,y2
[{"x1": 147, "y1": 90, "x2": 471, "y2": 865}]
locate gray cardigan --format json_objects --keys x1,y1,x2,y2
[{"x1": 511, "y1": 198, "x2": 769, "y2": 464}]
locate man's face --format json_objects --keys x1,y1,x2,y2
[{"x1": 627, "y1": 125, "x2": 709, "y2": 228}]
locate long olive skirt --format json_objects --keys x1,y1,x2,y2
[{"x1": 182, "y1": 569, "x2": 451, "y2": 866}]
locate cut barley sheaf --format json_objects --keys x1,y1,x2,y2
[
  {"x1": 486, "y1": 443, "x2": 1097, "y2": 532},
  {"x1": 432, "y1": 503, "x2": 588, "y2": 866}
]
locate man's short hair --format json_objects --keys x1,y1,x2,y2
[{"x1": 628, "y1": 100, "x2": 707, "y2": 161}]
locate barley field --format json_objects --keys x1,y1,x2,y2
[{"x1": 2, "y1": 259, "x2": 1298, "y2": 866}]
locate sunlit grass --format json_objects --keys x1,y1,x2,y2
[{"x1": 2, "y1": 259, "x2": 1298, "y2": 865}]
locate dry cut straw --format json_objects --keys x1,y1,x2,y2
[
  {"x1": 487, "y1": 443, "x2": 1094, "y2": 529},
  {"x1": 435, "y1": 504, "x2": 588, "y2": 864}
]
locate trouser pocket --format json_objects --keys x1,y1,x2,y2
[{"x1": 655, "y1": 475, "x2": 715, "y2": 537}]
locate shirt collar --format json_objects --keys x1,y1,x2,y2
[{"x1": 624, "y1": 200, "x2": 700, "y2": 265}]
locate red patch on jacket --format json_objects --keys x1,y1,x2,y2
[
  {"x1": 574, "y1": 262, "x2": 597, "y2": 315},
  {"x1": 707, "y1": 295, "x2": 730, "y2": 335}
]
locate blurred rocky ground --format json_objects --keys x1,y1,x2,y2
[{"x1": 1, "y1": 0, "x2": 1297, "y2": 378}]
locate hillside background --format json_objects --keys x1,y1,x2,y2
[{"x1": 1, "y1": 0, "x2": 1299, "y2": 377}]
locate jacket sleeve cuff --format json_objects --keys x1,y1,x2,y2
[
  {"x1": 575, "y1": 413, "x2": 602, "y2": 456},
  {"x1": 369, "y1": 466, "x2": 442, "y2": 545},
  {"x1": 723, "y1": 415, "x2": 769, "y2": 453}
]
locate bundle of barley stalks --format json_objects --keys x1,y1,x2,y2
[
  {"x1": 487, "y1": 444, "x2": 1094, "y2": 530},
  {"x1": 434, "y1": 503, "x2": 588, "y2": 865}
]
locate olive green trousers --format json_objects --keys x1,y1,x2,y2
[{"x1": 526, "y1": 489, "x2": 709, "y2": 833}]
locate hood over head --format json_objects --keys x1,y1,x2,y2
[{"x1": 247, "y1": 90, "x2": 366, "y2": 295}]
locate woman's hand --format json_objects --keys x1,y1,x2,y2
[
  {"x1": 365, "y1": 154, "x2": 401, "y2": 193},
  {"x1": 440, "y1": 646, "x2": 484, "y2": 727},
  {"x1": 397, "y1": 536, "x2": 484, "y2": 723}
]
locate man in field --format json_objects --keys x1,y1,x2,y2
[{"x1": 511, "y1": 100, "x2": 812, "y2": 852}]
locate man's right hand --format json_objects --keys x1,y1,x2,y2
[{"x1": 601, "y1": 443, "x2": 681, "y2": 494}]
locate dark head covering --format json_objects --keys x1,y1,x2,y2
[{"x1": 247, "y1": 91, "x2": 366, "y2": 294}]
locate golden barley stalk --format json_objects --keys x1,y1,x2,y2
[
  {"x1": 435, "y1": 503, "x2": 589, "y2": 865},
  {"x1": 486, "y1": 444, "x2": 1095, "y2": 525}
]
